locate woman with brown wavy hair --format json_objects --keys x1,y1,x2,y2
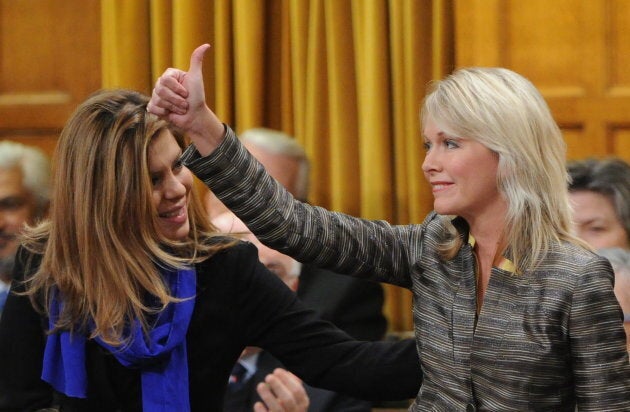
[{"x1": 0, "y1": 89, "x2": 420, "y2": 412}]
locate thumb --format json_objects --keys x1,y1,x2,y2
[{"x1": 188, "y1": 43, "x2": 211, "y2": 76}]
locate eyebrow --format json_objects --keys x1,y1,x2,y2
[
  {"x1": 0, "y1": 196, "x2": 28, "y2": 207},
  {"x1": 575, "y1": 217, "x2": 609, "y2": 225},
  {"x1": 422, "y1": 130, "x2": 460, "y2": 140}
]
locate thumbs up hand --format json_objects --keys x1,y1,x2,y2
[{"x1": 148, "y1": 43, "x2": 225, "y2": 156}]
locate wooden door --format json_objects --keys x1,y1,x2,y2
[
  {"x1": 0, "y1": 0, "x2": 101, "y2": 157},
  {"x1": 455, "y1": 0, "x2": 630, "y2": 163}
]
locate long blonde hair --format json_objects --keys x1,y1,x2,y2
[
  {"x1": 22, "y1": 89, "x2": 231, "y2": 345},
  {"x1": 422, "y1": 67, "x2": 584, "y2": 273}
]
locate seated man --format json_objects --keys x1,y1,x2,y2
[
  {"x1": 211, "y1": 128, "x2": 391, "y2": 411},
  {"x1": 207, "y1": 128, "x2": 387, "y2": 342},
  {"x1": 216, "y1": 212, "x2": 374, "y2": 412},
  {"x1": 0, "y1": 141, "x2": 50, "y2": 318}
]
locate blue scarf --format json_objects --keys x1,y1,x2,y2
[{"x1": 42, "y1": 266, "x2": 196, "y2": 412}]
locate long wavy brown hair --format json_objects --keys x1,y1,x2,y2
[{"x1": 22, "y1": 89, "x2": 233, "y2": 345}]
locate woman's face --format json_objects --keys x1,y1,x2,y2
[
  {"x1": 421, "y1": 119, "x2": 505, "y2": 223},
  {"x1": 569, "y1": 190, "x2": 629, "y2": 250},
  {"x1": 148, "y1": 130, "x2": 194, "y2": 241}
]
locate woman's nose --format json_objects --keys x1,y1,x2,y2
[
  {"x1": 163, "y1": 175, "x2": 188, "y2": 199},
  {"x1": 422, "y1": 149, "x2": 439, "y2": 174}
]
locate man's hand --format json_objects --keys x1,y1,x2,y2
[{"x1": 253, "y1": 369, "x2": 310, "y2": 412}]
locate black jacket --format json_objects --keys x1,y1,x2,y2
[{"x1": 0, "y1": 242, "x2": 421, "y2": 411}]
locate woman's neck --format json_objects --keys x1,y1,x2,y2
[
  {"x1": 472, "y1": 228, "x2": 505, "y2": 265},
  {"x1": 467, "y1": 204, "x2": 508, "y2": 314},
  {"x1": 467, "y1": 198, "x2": 508, "y2": 263}
]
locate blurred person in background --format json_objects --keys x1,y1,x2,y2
[
  {"x1": 211, "y1": 128, "x2": 392, "y2": 411},
  {"x1": 207, "y1": 128, "x2": 388, "y2": 343},
  {"x1": 0, "y1": 140, "x2": 50, "y2": 317},
  {"x1": 216, "y1": 212, "x2": 374, "y2": 412},
  {"x1": 567, "y1": 157, "x2": 630, "y2": 250}
]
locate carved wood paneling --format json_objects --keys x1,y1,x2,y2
[
  {"x1": 455, "y1": 0, "x2": 630, "y2": 160},
  {"x1": 0, "y1": 0, "x2": 101, "y2": 153}
]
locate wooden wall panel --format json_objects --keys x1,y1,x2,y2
[
  {"x1": 609, "y1": 1, "x2": 630, "y2": 92},
  {"x1": 0, "y1": 0, "x2": 101, "y2": 156},
  {"x1": 609, "y1": 128, "x2": 630, "y2": 163},
  {"x1": 455, "y1": 0, "x2": 630, "y2": 161}
]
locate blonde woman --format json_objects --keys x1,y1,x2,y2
[
  {"x1": 0, "y1": 89, "x2": 421, "y2": 411},
  {"x1": 149, "y1": 44, "x2": 630, "y2": 411}
]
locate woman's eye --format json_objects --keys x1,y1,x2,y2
[
  {"x1": 174, "y1": 158, "x2": 183, "y2": 170},
  {"x1": 587, "y1": 226, "x2": 606, "y2": 233},
  {"x1": 422, "y1": 142, "x2": 431, "y2": 151},
  {"x1": 151, "y1": 175, "x2": 160, "y2": 186},
  {"x1": 445, "y1": 139, "x2": 459, "y2": 149}
]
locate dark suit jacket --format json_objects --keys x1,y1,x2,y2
[
  {"x1": 224, "y1": 256, "x2": 388, "y2": 412},
  {"x1": 223, "y1": 352, "x2": 372, "y2": 412},
  {"x1": 297, "y1": 265, "x2": 386, "y2": 342}
]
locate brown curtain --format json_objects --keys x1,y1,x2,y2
[{"x1": 101, "y1": 0, "x2": 455, "y2": 332}]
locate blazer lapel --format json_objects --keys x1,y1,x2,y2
[{"x1": 451, "y1": 243, "x2": 477, "y2": 364}]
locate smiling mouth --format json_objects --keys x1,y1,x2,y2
[
  {"x1": 431, "y1": 183, "x2": 453, "y2": 192},
  {"x1": 159, "y1": 207, "x2": 185, "y2": 218}
]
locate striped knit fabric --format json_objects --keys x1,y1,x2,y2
[{"x1": 183, "y1": 126, "x2": 630, "y2": 411}]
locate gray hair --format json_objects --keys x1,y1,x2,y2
[
  {"x1": 0, "y1": 140, "x2": 51, "y2": 218},
  {"x1": 239, "y1": 128, "x2": 310, "y2": 201},
  {"x1": 568, "y1": 158, "x2": 630, "y2": 242}
]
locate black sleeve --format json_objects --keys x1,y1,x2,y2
[
  {"x1": 0, "y1": 248, "x2": 53, "y2": 411},
  {"x1": 297, "y1": 266, "x2": 387, "y2": 341},
  {"x1": 231, "y1": 243, "x2": 421, "y2": 401}
]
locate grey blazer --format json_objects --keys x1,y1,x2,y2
[{"x1": 184, "y1": 126, "x2": 630, "y2": 411}]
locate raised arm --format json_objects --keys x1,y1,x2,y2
[{"x1": 148, "y1": 45, "x2": 425, "y2": 288}]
